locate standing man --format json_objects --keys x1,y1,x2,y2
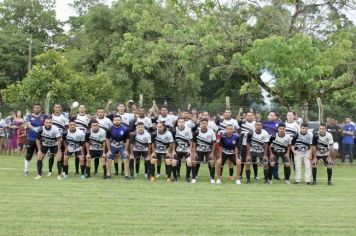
[
  {"x1": 34, "y1": 117, "x2": 62, "y2": 180},
  {"x1": 285, "y1": 111, "x2": 300, "y2": 171},
  {"x1": 96, "y1": 108, "x2": 113, "y2": 176},
  {"x1": 312, "y1": 123, "x2": 334, "y2": 185},
  {"x1": 326, "y1": 117, "x2": 342, "y2": 162},
  {"x1": 24, "y1": 104, "x2": 46, "y2": 176},
  {"x1": 341, "y1": 116, "x2": 355, "y2": 163},
  {"x1": 239, "y1": 111, "x2": 255, "y2": 180}
]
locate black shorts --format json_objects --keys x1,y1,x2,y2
[
  {"x1": 195, "y1": 151, "x2": 212, "y2": 163},
  {"x1": 67, "y1": 151, "x2": 82, "y2": 158},
  {"x1": 41, "y1": 146, "x2": 58, "y2": 155},
  {"x1": 240, "y1": 145, "x2": 247, "y2": 162},
  {"x1": 175, "y1": 152, "x2": 190, "y2": 161},
  {"x1": 316, "y1": 156, "x2": 333, "y2": 166},
  {"x1": 89, "y1": 150, "x2": 103, "y2": 158},
  {"x1": 251, "y1": 152, "x2": 265, "y2": 163},
  {"x1": 272, "y1": 153, "x2": 290, "y2": 164},
  {"x1": 221, "y1": 153, "x2": 236, "y2": 166},
  {"x1": 134, "y1": 151, "x2": 148, "y2": 159},
  {"x1": 154, "y1": 153, "x2": 168, "y2": 161}
]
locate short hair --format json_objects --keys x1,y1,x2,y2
[
  {"x1": 278, "y1": 123, "x2": 286, "y2": 128},
  {"x1": 255, "y1": 120, "x2": 262, "y2": 124},
  {"x1": 136, "y1": 122, "x2": 145, "y2": 126},
  {"x1": 226, "y1": 124, "x2": 233, "y2": 128},
  {"x1": 97, "y1": 107, "x2": 105, "y2": 111},
  {"x1": 69, "y1": 118, "x2": 76, "y2": 123},
  {"x1": 33, "y1": 103, "x2": 41, "y2": 107},
  {"x1": 45, "y1": 116, "x2": 52, "y2": 120},
  {"x1": 320, "y1": 122, "x2": 326, "y2": 127},
  {"x1": 91, "y1": 119, "x2": 98, "y2": 124},
  {"x1": 113, "y1": 115, "x2": 122, "y2": 120},
  {"x1": 161, "y1": 105, "x2": 168, "y2": 110},
  {"x1": 301, "y1": 122, "x2": 309, "y2": 128},
  {"x1": 200, "y1": 118, "x2": 208, "y2": 123}
]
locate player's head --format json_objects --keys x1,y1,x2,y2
[
  {"x1": 345, "y1": 116, "x2": 352, "y2": 124},
  {"x1": 278, "y1": 123, "x2": 286, "y2": 136},
  {"x1": 160, "y1": 106, "x2": 168, "y2": 116},
  {"x1": 78, "y1": 104, "x2": 86, "y2": 114},
  {"x1": 300, "y1": 122, "x2": 308, "y2": 135},
  {"x1": 113, "y1": 115, "x2": 122, "y2": 126},
  {"x1": 97, "y1": 108, "x2": 105, "y2": 119},
  {"x1": 246, "y1": 111, "x2": 253, "y2": 122},
  {"x1": 139, "y1": 108, "x2": 145, "y2": 117},
  {"x1": 224, "y1": 109, "x2": 232, "y2": 119},
  {"x1": 286, "y1": 111, "x2": 295, "y2": 122},
  {"x1": 136, "y1": 122, "x2": 145, "y2": 134},
  {"x1": 182, "y1": 110, "x2": 190, "y2": 119},
  {"x1": 69, "y1": 119, "x2": 76, "y2": 132},
  {"x1": 202, "y1": 111, "x2": 209, "y2": 120},
  {"x1": 157, "y1": 121, "x2": 166, "y2": 134},
  {"x1": 200, "y1": 118, "x2": 208, "y2": 130},
  {"x1": 44, "y1": 117, "x2": 52, "y2": 130},
  {"x1": 53, "y1": 104, "x2": 62, "y2": 114},
  {"x1": 33, "y1": 103, "x2": 41, "y2": 114},
  {"x1": 255, "y1": 120, "x2": 262, "y2": 132},
  {"x1": 91, "y1": 119, "x2": 99, "y2": 132},
  {"x1": 226, "y1": 124, "x2": 234, "y2": 136},
  {"x1": 255, "y1": 111, "x2": 261, "y2": 120},
  {"x1": 319, "y1": 123, "x2": 326, "y2": 135},
  {"x1": 117, "y1": 102, "x2": 126, "y2": 113},
  {"x1": 177, "y1": 117, "x2": 185, "y2": 129},
  {"x1": 268, "y1": 111, "x2": 277, "y2": 121},
  {"x1": 328, "y1": 117, "x2": 337, "y2": 125}
]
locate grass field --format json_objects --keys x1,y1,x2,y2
[{"x1": 0, "y1": 155, "x2": 356, "y2": 236}]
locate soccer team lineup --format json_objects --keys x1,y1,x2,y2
[{"x1": 19, "y1": 101, "x2": 338, "y2": 186}]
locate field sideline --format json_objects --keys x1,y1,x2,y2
[{"x1": 0, "y1": 155, "x2": 356, "y2": 236}]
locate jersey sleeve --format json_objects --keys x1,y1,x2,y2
[
  {"x1": 106, "y1": 129, "x2": 111, "y2": 139},
  {"x1": 211, "y1": 131, "x2": 216, "y2": 142},
  {"x1": 36, "y1": 129, "x2": 43, "y2": 140},
  {"x1": 129, "y1": 132, "x2": 136, "y2": 144},
  {"x1": 291, "y1": 134, "x2": 298, "y2": 145},
  {"x1": 85, "y1": 132, "x2": 90, "y2": 142},
  {"x1": 246, "y1": 133, "x2": 252, "y2": 144},
  {"x1": 25, "y1": 115, "x2": 32, "y2": 125},
  {"x1": 168, "y1": 132, "x2": 174, "y2": 143},
  {"x1": 312, "y1": 134, "x2": 318, "y2": 146},
  {"x1": 151, "y1": 132, "x2": 157, "y2": 143},
  {"x1": 55, "y1": 128, "x2": 61, "y2": 139},
  {"x1": 268, "y1": 136, "x2": 275, "y2": 145},
  {"x1": 193, "y1": 131, "x2": 199, "y2": 142}
]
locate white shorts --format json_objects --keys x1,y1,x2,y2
[{"x1": 333, "y1": 142, "x2": 339, "y2": 150}]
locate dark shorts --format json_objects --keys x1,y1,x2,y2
[
  {"x1": 67, "y1": 151, "x2": 82, "y2": 158},
  {"x1": 89, "y1": 150, "x2": 103, "y2": 159},
  {"x1": 316, "y1": 156, "x2": 333, "y2": 166},
  {"x1": 272, "y1": 153, "x2": 290, "y2": 164},
  {"x1": 134, "y1": 151, "x2": 148, "y2": 159},
  {"x1": 153, "y1": 153, "x2": 168, "y2": 161},
  {"x1": 251, "y1": 152, "x2": 266, "y2": 163},
  {"x1": 175, "y1": 152, "x2": 190, "y2": 161},
  {"x1": 41, "y1": 146, "x2": 58, "y2": 155},
  {"x1": 195, "y1": 151, "x2": 212, "y2": 163},
  {"x1": 221, "y1": 153, "x2": 236, "y2": 166}
]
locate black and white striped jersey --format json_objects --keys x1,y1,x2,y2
[
  {"x1": 193, "y1": 129, "x2": 216, "y2": 152},
  {"x1": 173, "y1": 126, "x2": 192, "y2": 153},
  {"x1": 130, "y1": 131, "x2": 152, "y2": 152},
  {"x1": 85, "y1": 128, "x2": 107, "y2": 151},
  {"x1": 52, "y1": 113, "x2": 69, "y2": 135},
  {"x1": 247, "y1": 129, "x2": 269, "y2": 154},
  {"x1": 312, "y1": 131, "x2": 334, "y2": 157},
  {"x1": 135, "y1": 117, "x2": 153, "y2": 130},
  {"x1": 152, "y1": 130, "x2": 174, "y2": 154},
  {"x1": 269, "y1": 133, "x2": 291, "y2": 155},
  {"x1": 291, "y1": 132, "x2": 313, "y2": 153},
  {"x1": 216, "y1": 119, "x2": 240, "y2": 134},
  {"x1": 75, "y1": 114, "x2": 90, "y2": 132},
  {"x1": 63, "y1": 129, "x2": 85, "y2": 152},
  {"x1": 97, "y1": 117, "x2": 113, "y2": 132},
  {"x1": 117, "y1": 112, "x2": 135, "y2": 127},
  {"x1": 285, "y1": 121, "x2": 300, "y2": 138},
  {"x1": 184, "y1": 120, "x2": 196, "y2": 130},
  {"x1": 158, "y1": 115, "x2": 178, "y2": 128},
  {"x1": 239, "y1": 121, "x2": 255, "y2": 145},
  {"x1": 37, "y1": 126, "x2": 61, "y2": 147}
]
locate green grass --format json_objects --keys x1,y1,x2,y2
[{"x1": 0, "y1": 155, "x2": 356, "y2": 236}]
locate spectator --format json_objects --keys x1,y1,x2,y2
[
  {"x1": 0, "y1": 112, "x2": 6, "y2": 155},
  {"x1": 5, "y1": 112, "x2": 16, "y2": 156},
  {"x1": 341, "y1": 116, "x2": 355, "y2": 163}
]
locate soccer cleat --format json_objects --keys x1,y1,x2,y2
[
  {"x1": 274, "y1": 176, "x2": 281, "y2": 180},
  {"x1": 173, "y1": 178, "x2": 178, "y2": 182},
  {"x1": 210, "y1": 179, "x2": 216, "y2": 184},
  {"x1": 114, "y1": 172, "x2": 119, "y2": 176},
  {"x1": 191, "y1": 179, "x2": 197, "y2": 184},
  {"x1": 246, "y1": 179, "x2": 251, "y2": 184},
  {"x1": 93, "y1": 172, "x2": 98, "y2": 177},
  {"x1": 228, "y1": 176, "x2": 234, "y2": 181},
  {"x1": 120, "y1": 171, "x2": 124, "y2": 176},
  {"x1": 23, "y1": 171, "x2": 29, "y2": 176},
  {"x1": 156, "y1": 174, "x2": 161, "y2": 178},
  {"x1": 144, "y1": 174, "x2": 148, "y2": 178},
  {"x1": 135, "y1": 173, "x2": 139, "y2": 177},
  {"x1": 57, "y1": 175, "x2": 63, "y2": 180},
  {"x1": 295, "y1": 182, "x2": 300, "y2": 185},
  {"x1": 264, "y1": 180, "x2": 269, "y2": 184},
  {"x1": 327, "y1": 181, "x2": 333, "y2": 185},
  {"x1": 34, "y1": 175, "x2": 42, "y2": 180},
  {"x1": 150, "y1": 176, "x2": 156, "y2": 182},
  {"x1": 268, "y1": 180, "x2": 273, "y2": 185},
  {"x1": 106, "y1": 176, "x2": 112, "y2": 180},
  {"x1": 285, "y1": 180, "x2": 290, "y2": 185},
  {"x1": 124, "y1": 176, "x2": 130, "y2": 181},
  {"x1": 216, "y1": 179, "x2": 221, "y2": 184},
  {"x1": 47, "y1": 172, "x2": 52, "y2": 177},
  {"x1": 166, "y1": 178, "x2": 171, "y2": 183},
  {"x1": 185, "y1": 177, "x2": 191, "y2": 183},
  {"x1": 312, "y1": 181, "x2": 317, "y2": 185},
  {"x1": 254, "y1": 176, "x2": 260, "y2": 180},
  {"x1": 80, "y1": 175, "x2": 86, "y2": 180},
  {"x1": 305, "y1": 182, "x2": 311, "y2": 185},
  {"x1": 236, "y1": 179, "x2": 241, "y2": 185}
]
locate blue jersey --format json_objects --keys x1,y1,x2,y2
[
  {"x1": 26, "y1": 113, "x2": 47, "y2": 141},
  {"x1": 108, "y1": 125, "x2": 129, "y2": 148},
  {"x1": 262, "y1": 120, "x2": 282, "y2": 136},
  {"x1": 220, "y1": 133, "x2": 239, "y2": 155},
  {"x1": 342, "y1": 124, "x2": 355, "y2": 144}
]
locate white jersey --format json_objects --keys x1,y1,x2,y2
[
  {"x1": 52, "y1": 113, "x2": 69, "y2": 135},
  {"x1": 286, "y1": 121, "x2": 300, "y2": 138},
  {"x1": 131, "y1": 131, "x2": 152, "y2": 152},
  {"x1": 0, "y1": 119, "x2": 6, "y2": 137},
  {"x1": 117, "y1": 112, "x2": 135, "y2": 126},
  {"x1": 152, "y1": 130, "x2": 174, "y2": 154},
  {"x1": 86, "y1": 128, "x2": 107, "y2": 151},
  {"x1": 313, "y1": 131, "x2": 334, "y2": 157},
  {"x1": 208, "y1": 121, "x2": 219, "y2": 132},
  {"x1": 135, "y1": 117, "x2": 153, "y2": 130},
  {"x1": 173, "y1": 126, "x2": 193, "y2": 153},
  {"x1": 97, "y1": 117, "x2": 113, "y2": 131},
  {"x1": 75, "y1": 114, "x2": 90, "y2": 132},
  {"x1": 184, "y1": 120, "x2": 196, "y2": 129},
  {"x1": 64, "y1": 129, "x2": 85, "y2": 152},
  {"x1": 37, "y1": 126, "x2": 61, "y2": 147},
  {"x1": 218, "y1": 119, "x2": 240, "y2": 134},
  {"x1": 158, "y1": 115, "x2": 178, "y2": 128},
  {"x1": 292, "y1": 131, "x2": 313, "y2": 154},
  {"x1": 193, "y1": 128, "x2": 216, "y2": 152},
  {"x1": 247, "y1": 129, "x2": 269, "y2": 154},
  {"x1": 239, "y1": 120, "x2": 256, "y2": 145},
  {"x1": 269, "y1": 133, "x2": 291, "y2": 155}
]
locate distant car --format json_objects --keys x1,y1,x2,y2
[{"x1": 308, "y1": 121, "x2": 319, "y2": 135}]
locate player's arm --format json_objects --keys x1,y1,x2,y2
[
  {"x1": 105, "y1": 99, "x2": 112, "y2": 113},
  {"x1": 56, "y1": 136, "x2": 62, "y2": 157},
  {"x1": 311, "y1": 135, "x2": 318, "y2": 163},
  {"x1": 85, "y1": 133, "x2": 91, "y2": 158},
  {"x1": 246, "y1": 133, "x2": 252, "y2": 160},
  {"x1": 168, "y1": 142, "x2": 174, "y2": 158},
  {"x1": 268, "y1": 136, "x2": 275, "y2": 161},
  {"x1": 36, "y1": 130, "x2": 42, "y2": 155},
  {"x1": 129, "y1": 132, "x2": 135, "y2": 157},
  {"x1": 291, "y1": 135, "x2": 297, "y2": 153}
]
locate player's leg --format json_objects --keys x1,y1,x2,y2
[
  {"x1": 54, "y1": 146, "x2": 62, "y2": 179},
  {"x1": 134, "y1": 151, "x2": 143, "y2": 177},
  {"x1": 86, "y1": 152, "x2": 93, "y2": 178},
  {"x1": 312, "y1": 158, "x2": 320, "y2": 185},
  {"x1": 185, "y1": 155, "x2": 192, "y2": 182},
  {"x1": 165, "y1": 155, "x2": 172, "y2": 182},
  {"x1": 79, "y1": 155, "x2": 86, "y2": 179},
  {"x1": 156, "y1": 158, "x2": 162, "y2": 178},
  {"x1": 235, "y1": 157, "x2": 241, "y2": 185},
  {"x1": 262, "y1": 155, "x2": 269, "y2": 184},
  {"x1": 268, "y1": 156, "x2": 277, "y2": 184},
  {"x1": 283, "y1": 156, "x2": 291, "y2": 184},
  {"x1": 228, "y1": 159, "x2": 234, "y2": 180},
  {"x1": 191, "y1": 152, "x2": 202, "y2": 183},
  {"x1": 24, "y1": 139, "x2": 36, "y2": 176},
  {"x1": 34, "y1": 147, "x2": 45, "y2": 179},
  {"x1": 209, "y1": 152, "x2": 216, "y2": 184},
  {"x1": 303, "y1": 153, "x2": 312, "y2": 185},
  {"x1": 216, "y1": 155, "x2": 225, "y2": 183},
  {"x1": 48, "y1": 149, "x2": 55, "y2": 176},
  {"x1": 63, "y1": 153, "x2": 70, "y2": 179},
  {"x1": 326, "y1": 158, "x2": 333, "y2": 185},
  {"x1": 171, "y1": 153, "x2": 180, "y2": 181},
  {"x1": 113, "y1": 155, "x2": 119, "y2": 175},
  {"x1": 240, "y1": 145, "x2": 246, "y2": 180},
  {"x1": 245, "y1": 154, "x2": 252, "y2": 183},
  {"x1": 294, "y1": 153, "x2": 302, "y2": 184}
]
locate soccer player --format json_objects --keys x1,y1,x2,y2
[
  {"x1": 239, "y1": 111, "x2": 256, "y2": 180},
  {"x1": 51, "y1": 104, "x2": 69, "y2": 177},
  {"x1": 130, "y1": 122, "x2": 152, "y2": 179},
  {"x1": 172, "y1": 118, "x2": 193, "y2": 182},
  {"x1": 62, "y1": 119, "x2": 85, "y2": 179},
  {"x1": 74, "y1": 104, "x2": 91, "y2": 175},
  {"x1": 132, "y1": 108, "x2": 153, "y2": 132},
  {"x1": 84, "y1": 120, "x2": 109, "y2": 179},
  {"x1": 191, "y1": 118, "x2": 216, "y2": 184},
  {"x1": 246, "y1": 120, "x2": 270, "y2": 183},
  {"x1": 201, "y1": 111, "x2": 219, "y2": 133},
  {"x1": 326, "y1": 117, "x2": 342, "y2": 162},
  {"x1": 95, "y1": 108, "x2": 113, "y2": 176},
  {"x1": 312, "y1": 123, "x2": 334, "y2": 185},
  {"x1": 216, "y1": 124, "x2": 241, "y2": 184},
  {"x1": 291, "y1": 123, "x2": 313, "y2": 185},
  {"x1": 341, "y1": 117, "x2": 355, "y2": 163},
  {"x1": 268, "y1": 123, "x2": 292, "y2": 184},
  {"x1": 285, "y1": 111, "x2": 300, "y2": 171},
  {"x1": 34, "y1": 117, "x2": 62, "y2": 180},
  {"x1": 150, "y1": 122, "x2": 174, "y2": 182},
  {"x1": 23, "y1": 104, "x2": 46, "y2": 176},
  {"x1": 106, "y1": 115, "x2": 130, "y2": 179}
]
